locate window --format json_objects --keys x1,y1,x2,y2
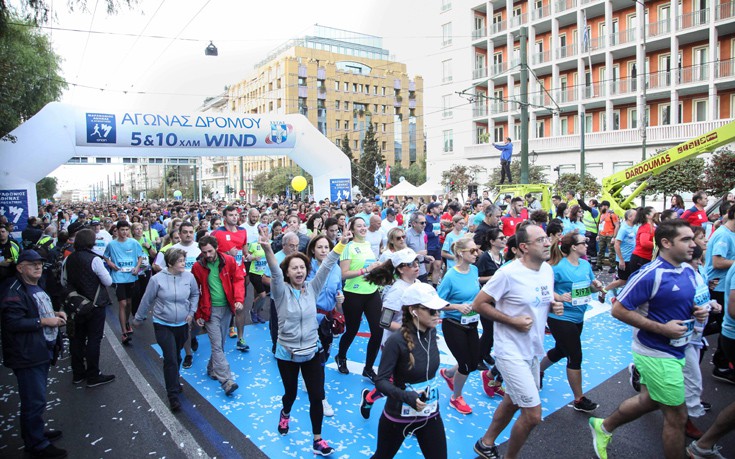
[
  {"x1": 442, "y1": 94, "x2": 453, "y2": 118},
  {"x1": 613, "y1": 161, "x2": 634, "y2": 173},
  {"x1": 344, "y1": 82, "x2": 349, "y2": 91},
  {"x1": 694, "y1": 99, "x2": 707, "y2": 122},
  {"x1": 382, "y1": 141, "x2": 387, "y2": 151},
  {"x1": 382, "y1": 123, "x2": 387, "y2": 132},
  {"x1": 344, "y1": 101, "x2": 350, "y2": 111},
  {"x1": 442, "y1": 22, "x2": 453, "y2": 46},
  {"x1": 358, "y1": 84, "x2": 363, "y2": 93},
  {"x1": 335, "y1": 138, "x2": 341, "y2": 147},
  {"x1": 585, "y1": 114, "x2": 593, "y2": 133},
  {"x1": 335, "y1": 120, "x2": 340, "y2": 130},
  {"x1": 442, "y1": 59, "x2": 453, "y2": 83},
  {"x1": 335, "y1": 100, "x2": 341, "y2": 109},
  {"x1": 382, "y1": 105, "x2": 387, "y2": 114},
  {"x1": 354, "y1": 140, "x2": 359, "y2": 149},
  {"x1": 353, "y1": 83, "x2": 357, "y2": 92},
  {"x1": 344, "y1": 120, "x2": 349, "y2": 129},
  {"x1": 382, "y1": 87, "x2": 386, "y2": 96},
  {"x1": 443, "y1": 129, "x2": 454, "y2": 153},
  {"x1": 536, "y1": 120, "x2": 545, "y2": 138},
  {"x1": 629, "y1": 107, "x2": 638, "y2": 128},
  {"x1": 335, "y1": 81, "x2": 340, "y2": 91},
  {"x1": 493, "y1": 126, "x2": 504, "y2": 142},
  {"x1": 613, "y1": 110, "x2": 620, "y2": 130},
  {"x1": 374, "y1": 86, "x2": 378, "y2": 95},
  {"x1": 298, "y1": 77, "x2": 306, "y2": 86},
  {"x1": 560, "y1": 117, "x2": 569, "y2": 135}
]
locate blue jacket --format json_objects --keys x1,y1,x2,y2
[
  {"x1": 494, "y1": 142, "x2": 513, "y2": 161},
  {"x1": 0, "y1": 276, "x2": 51, "y2": 369}
]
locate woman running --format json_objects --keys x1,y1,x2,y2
[
  {"x1": 475, "y1": 228, "x2": 506, "y2": 374},
  {"x1": 437, "y1": 235, "x2": 481, "y2": 414},
  {"x1": 369, "y1": 283, "x2": 448, "y2": 459},
  {"x1": 335, "y1": 217, "x2": 383, "y2": 381},
  {"x1": 540, "y1": 233, "x2": 603, "y2": 412},
  {"x1": 359, "y1": 248, "x2": 421, "y2": 419},
  {"x1": 260, "y1": 227, "x2": 348, "y2": 456},
  {"x1": 629, "y1": 206, "x2": 656, "y2": 274},
  {"x1": 441, "y1": 214, "x2": 468, "y2": 270}
]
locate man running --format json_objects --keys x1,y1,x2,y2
[
  {"x1": 589, "y1": 219, "x2": 710, "y2": 459},
  {"x1": 471, "y1": 222, "x2": 563, "y2": 459}
]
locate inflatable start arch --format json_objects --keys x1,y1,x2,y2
[{"x1": 0, "y1": 103, "x2": 352, "y2": 232}]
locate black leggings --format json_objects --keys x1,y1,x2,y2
[
  {"x1": 337, "y1": 290, "x2": 383, "y2": 369},
  {"x1": 441, "y1": 319, "x2": 480, "y2": 375},
  {"x1": 546, "y1": 318, "x2": 584, "y2": 370},
  {"x1": 276, "y1": 354, "x2": 325, "y2": 435},
  {"x1": 721, "y1": 334, "x2": 735, "y2": 367},
  {"x1": 370, "y1": 413, "x2": 447, "y2": 459},
  {"x1": 479, "y1": 316, "x2": 494, "y2": 360}
]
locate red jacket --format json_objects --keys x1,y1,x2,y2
[{"x1": 192, "y1": 253, "x2": 245, "y2": 322}]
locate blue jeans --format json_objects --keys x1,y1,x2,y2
[{"x1": 14, "y1": 362, "x2": 51, "y2": 452}]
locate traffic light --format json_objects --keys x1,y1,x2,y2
[{"x1": 224, "y1": 185, "x2": 231, "y2": 194}]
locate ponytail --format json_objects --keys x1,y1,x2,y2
[
  {"x1": 400, "y1": 304, "x2": 418, "y2": 370},
  {"x1": 364, "y1": 260, "x2": 398, "y2": 286}
]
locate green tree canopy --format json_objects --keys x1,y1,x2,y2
[
  {"x1": 706, "y1": 147, "x2": 735, "y2": 197},
  {"x1": 485, "y1": 160, "x2": 547, "y2": 192},
  {"x1": 390, "y1": 158, "x2": 426, "y2": 187},
  {"x1": 35, "y1": 176, "x2": 57, "y2": 201},
  {"x1": 356, "y1": 122, "x2": 384, "y2": 197},
  {"x1": 441, "y1": 164, "x2": 486, "y2": 201},
  {"x1": 252, "y1": 166, "x2": 313, "y2": 199},
  {"x1": 556, "y1": 172, "x2": 600, "y2": 197},
  {"x1": 0, "y1": 15, "x2": 67, "y2": 141}
]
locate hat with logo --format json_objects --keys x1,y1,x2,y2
[{"x1": 401, "y1": 283, "x2": 448, "y2": 310}]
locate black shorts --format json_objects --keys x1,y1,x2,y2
[
  {"x1": 617, "y1": 259, "x2": 636, "y2": 281},
  {"x1": 114, "y1": 282, "x2": 135, "y2": 301},
  {"x1": 249, "y1": 273, "x2": 269, "y2": 295},
  {"x1": 427, "y1": 248, "x2": 442, "y2": 261}
]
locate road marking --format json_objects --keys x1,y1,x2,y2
[{"x1": 104, "y1": 321, "x2": 209, "y2": 459}]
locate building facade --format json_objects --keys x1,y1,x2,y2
[
  {"x1": 427, "y1": 0, "x2": 735, "y2": 191},
  {"x1": 224, "y1": 25, "x2": 425, "y2": 199}
]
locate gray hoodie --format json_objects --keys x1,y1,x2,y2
[
  {"x1": 268, "y1": 250, "x2": 340, "y2": 354},
  {"x1": 135, "y1": 269, "x2": 199, "y2": 325}
]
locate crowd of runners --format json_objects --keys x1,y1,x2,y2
[{"x1": 1, "y1": 189, "x2": 735, "y2": 459}]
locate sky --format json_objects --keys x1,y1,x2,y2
[{"x1": 10, "y1": 0, "x2": 439, "y2": 193}]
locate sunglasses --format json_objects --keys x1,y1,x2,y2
[
  {"x1": 462, "y1": 248, "x2": 480, "y2": 254},
  {"x1": 417, "y1": 307, "x2": 439, "y2": 316},
  {"x1": 394, "y1": 235, "x2": 406, "y2": 240},
  {"x1": 399, "y1": 260, "x2": 420, "y2": 268}
]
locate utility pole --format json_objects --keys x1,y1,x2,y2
[
  {"x1": 580, "y1": 111, "x2": 586, "y2": 179},
  {"x1": 520, "y1": 26, "x2": 529, "y2": 184},
  {"x1": 239, "y1": 156, "x2": 244, "y2": 202}
]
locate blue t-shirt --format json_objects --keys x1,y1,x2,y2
[
  {"x1": 721, "y1": 263, "x2": 735, "y2": 340},
  {"x1": 104, "y1": 238, "x2": 144, "y2": 284},
  {"x1": 617, "y1": 257, "x2": 697, "y2": 359},
  {"x1": 425, "y1": 214, "x2": 442, "y2": 250},
  {"x1": 263, "y1": 250, "x2": 287, "y2": 278},
  {"x1": 563, "y1": 220, "x2": 586, "y2": 235},
  {"x1": 615, "y1": 223, "x2": 639, "y2": 262},
  {"x1": 705, "y1": 226, "x2": 735, "y2": 292},
  {"x1": 437, "y1": 265, "x2": 480, "y2": 322},
  {"x1": 551, "y1": 257, "x2": 596, "y2": 323},
  {"x1": 307, "y1": 258, "x2": 343, "y2": 323},
  {"x1": 441, "y1": 231, "x2": 467, "y2": 270}
]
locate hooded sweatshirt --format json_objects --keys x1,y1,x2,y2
[
  {"x1": 494, "y1": 142, "x2": 513, "y2": 161},
  {"x1": 135, "y1": 268, "x2": 199, "y2": 326}
]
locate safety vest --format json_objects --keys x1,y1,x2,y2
[{"x1": 582, "y1": 209, "x2": 599, "y2": 234}]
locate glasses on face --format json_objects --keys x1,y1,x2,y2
[
  {"x1": 529, "y1": 236, "x2": 552, "y2": 245},
  {"x1": 462, "y1": 248, "x2": 480, "y2": 254},
  {"x1": 573, "y1": 240, "x2": 587, "y2": 246},
  {"x1": 399, "y1": 260, "x2": 420, "y2": 268},
  {"x1": 416, "y1": 221, "x2": 427, "y2": 225},
  {"x1": 417, "y1": 307, "x2": 439, "y2": 316},
  {"x1": 394, "y1": 235, "x2": 406, "y2": 240},
  {"x1": 496, "y1": 236, "x2": 507, "y2": 240}
]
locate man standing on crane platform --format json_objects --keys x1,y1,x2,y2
[{"x1": 494, "y1": 137, "x2": 513, "y2": 185}]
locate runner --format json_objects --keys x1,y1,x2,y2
[
  {"x1": 540, "y1": 233, "x2": 603, "y2": 412},
  {"x1": 470, "y1": 222, "x2": 563, "y2": 459},
  {"x1": 475, "y1": 227, "x2": 506, "y2": 376},
  {"x1": 437, "y1": 235, "x2": 481, "y2": 414},
  {"x1": 369, "y1": 283, "x2": 448, "y2": 459},
  {"x1": 589, "y1": 219, "x2": 710, "y2": 459},
  {"x1": 441, "y1": 214, "x2": 468, "y2": 271},
  {"x1": 628, "y1": 206, "x2": 656, "y2": 274},
  {"x1": 379, "y1": 227, "x2": 408, "y2": 263}
]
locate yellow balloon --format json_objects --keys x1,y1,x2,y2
[{"x1": 291, "y1": 175, "x2": 307, "y2": 192}]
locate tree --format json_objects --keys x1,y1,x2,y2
[
  {"x1": 642, "y1": 154, "x2": 705, "y2": 204},
  {"x1": 705, "y1": 147, "x2": 735, "y2": 197},
  {"x1": 441, "y1": 164, "x2": 486, "y2": 201},
  {"x1": 485, "y1": 160, "x2": 547, "y2": 192},
  {"x1": 556, "y1": 172, "x2": 600, "y2": 197},
  {"x1": 0, "y1": 16, "x2": 67, "y2": 141},
  {"x1": 35, "y1": 176, "x2": 57, "y2": 201},
  {"x1": 341, "y1": 133, "x2": 355, "y2": 181},
  {"x1": 1, "y1": 1, "x2": 133, "y2": 33},
  {"x1": 356, "y1": 122, "x2": 385, "y2": 197},
  {"x1": 391, "y1": 157, "x2": 427, "y2": 187},
  {"x1": 252, "y1": 166, "x2": 313, "y2": 199}
]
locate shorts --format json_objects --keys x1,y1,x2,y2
[
  {"x1": 632, "y1": 352, "x2": 685, "y2": 406},
  {"x1": 617, "y1": 259, "x2": 635, "y2": 281},
  {"x1": 114, "y1": 282, "x2": 136, "y2": 301},
  {"x1": 494, "y1": 356, "x2": 541, "y2": 408},
  {"x1": 427, "y1": 248, "x2": 442, "y2": 262},
  {"x1": 249, "y1": 273, "x2": 269, "y2": 295}
]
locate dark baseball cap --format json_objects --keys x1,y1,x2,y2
[
  {"x1": 17, "y1": 249, "x2": 45, "y2": 263},
  {"x1": 427, "y1": 202, "x2": 441, "y2": 212},
  {"x1": 385, "y1": 208, "x2": 396, "y2": 216},
  {"x1": 67, "y1": 221, "x2": 85, "y2": 235},
  {"x1": 90, "y1": 220, "x2": 101, "y2": 226}
]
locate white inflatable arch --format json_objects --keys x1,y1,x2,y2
[{"x1": 0, "y1": 102, "x2": 352, "y2": 231}]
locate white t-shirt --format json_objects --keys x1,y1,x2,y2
[
  {"x1": 365, "y1": 228, "x2": 387, "y2": 259},
  {"x1": 243, "y1": 222, "x2": 259, "y2": 244},
  {"x1": 154, "y1": 242, "x2": 201, "y2": 272},
  {"x1": 92, "y1": 230, "x2": 112, "y2": 256},
  {"x1": 380, "y1": 278, "x2": 415, "y2": 345},
  {"x1": 381, "y1": 219, "x2": 399, "y2": 232},
  {"x1": 482, "y1": 259, "x2": 555, "y2": 360}
]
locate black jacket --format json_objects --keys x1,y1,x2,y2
[{"x1": 0, "y1": 276, "x2": 51, "y2": 369}]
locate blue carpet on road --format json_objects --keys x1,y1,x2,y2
[{"x1": 152, "y1": 301, "x2": 632, "y2": 458}]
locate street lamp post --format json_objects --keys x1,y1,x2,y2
[{"x1": 634, "y1": 0, "x2": 648, "y2": 205}]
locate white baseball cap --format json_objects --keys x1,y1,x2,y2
[
  {"x1": 390, "y1": 248, "x2": 419, "y2": 267},
  {"x1": 401, "y1": 283, "x2": 448, "y2": 310}
]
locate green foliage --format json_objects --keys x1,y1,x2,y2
[
  {"x1": 705, "y1": 148, "x2": 735, "y2": 197},
  {"x1": 35, "y1": 176, "x2": 57, "y2": 201},
  {"x1": 252, "y1": 166, "x2": 313, "y2": 199},
  {"x1": 1, "y1": 1, "x2": 133, "y2": 33},
  {"x1": 356, "y1": 122, "x2": 385, "y2": 197},
  {"x1": 341, "y1": 132, "x2": 356, "y2": 181},
  {"x1": 441, "y1": 164, "x2": 486, "y2": 200},
  {"x1": 486, "y1": 160, "x2": 547, "y2": 192},
  {"x1": 0, "y1": 16, "x2": 67, "y2": 140},
  {"x1": 555, "y1": 172, "x2": 600, "y2": 197},
  {"x1": 391, "y1": 157, "x2": 427, "y2": 187}
]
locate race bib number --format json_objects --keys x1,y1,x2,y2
[
  {"x1": 461, "y1": 311, "x2": 480, "y2": 324},
  {"x1": 185, "y1": 256, "x2": 197, "y2": 272},
  {"x1": 401, "y1": 378, "x2": 439, "y2": 417},
  {"x1": 670, "y1": 319, "x2": 696, "y2": 347},
  {"x1": 118, "y1": 260, "x2": 135, "y2": 273},
  {"x1": 571, "y1": 281, "x2": 592, "y2": 306},
  {"x1": 433, "y1": 222, "x2": 441, "y2": 236},
  {"x1": 693, "y1": 283, "x2": 710, "y2": 308},
  {"x1": 235, "y1": 249, "x2": 243, "y2": 264}
]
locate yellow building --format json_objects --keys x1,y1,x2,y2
[{"x1": 225, "y1": 25, "x2": 424, "y2": 199}]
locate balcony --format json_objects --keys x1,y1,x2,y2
[
  {"x1": 474, "y1": 66, "x2": 489, "y2": 79},
  {"x1": 609, "y1": 29, "x2": 636, "y2": 46},
  {"x1": 509, "y1": 13, "x2": 528, "y2": 29},
  {"x1": 717, "y1": 58, "x2": 735, "y2": 79},
  {"x1": 557, "y1": 88, "x2": 577, "y2": 103},
  {"x1": 490, "y1": 61, "x2": 507, "y2": 76},
  {"x1": 490, "y1": 101, "x2": 509, "y2": 113},
  {"x1": 716, "y1": 1, "x2": 735, "y2": 20},
  {"x1": 490, "y1": 20, "x2": 506, "y2": 35},
  {"x1": 473, "y1": 105, "x2": 488, "y2": 117},
  {"x1": 589, "y1": 35, "x2": 605, "y2": 51},
  {"x1": 583, "y1": 82, "x2": 605, "y2": 99},
  {"x1": 648, "y1": 70, "x2": 672, "y2": 89},
  {"x1": 556, "y1": 43, "x2": 578, "y2": 59},
  {"x1": 532, "y1": 50, "x2": 551, "y2": 65},
  {"x1": 531, "y1": 4, "x2": 551, "y2": 20},
  {"x1": 646, "y1": 18, "x2": 671, "y2": 38},
  {"x1": 610, "y1": 77, "x2": 636, "y2": 95},
  {"x1": 555, "y1": 0, "x2": 577, "y2": 13},
  {"x1": 678, "y1": 9, "x2": 710, "y2": 29},
  {"x1": 679, "y1": 63, "x2": 709, "y2": 84},
  {"x1": 441, "y1": 2, "x2": 451, "y2": 11},
  {"x1": 472, "y1": 27, "x2": 486, "y2": 39}
]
